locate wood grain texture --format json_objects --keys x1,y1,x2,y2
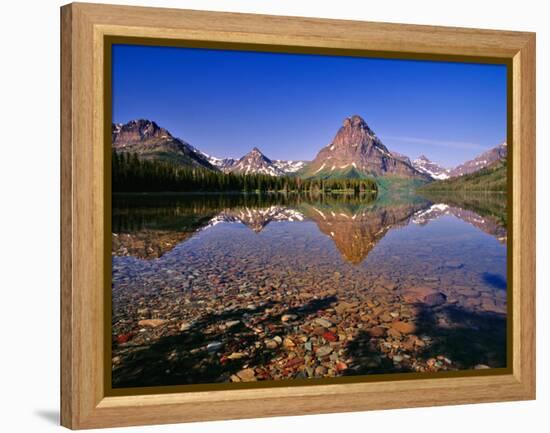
[
  {"x1": 512, "y1": 35, "x2": 536, "y2": 395},
  {"x1": 60, "y1": 2, "x2": 536, "y2": 429},
  {"x1": 60, "y1": 4, "x2": 73, "y2": 429}
]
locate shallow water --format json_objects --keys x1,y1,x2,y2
[{"x1": 111, "y1": 193, "x2": 507, "y2": 388}]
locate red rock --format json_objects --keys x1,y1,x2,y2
[
  {"x1": 323, "y1": 331, "x2": 338, "y2": 342},
  {"x1": 116, "y1": 332, "x2": 134, "y2": 344},
  {"x1": 335, "y1": 361, "x2": 348, "y2": 371},
  {"x1": 285, "y1": 358, "x2": 304, "y2": 369}
]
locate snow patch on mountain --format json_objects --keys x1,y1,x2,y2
[
  {"x1": 273, "y1": 160, "x2": 308, "y2": 173},
  {"x1": 412, "y1": 155, "x2": 450, "y2": 180}
]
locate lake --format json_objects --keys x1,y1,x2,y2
[{"x1": 111, "y1": 192, "x2": 508, "y2": 388}]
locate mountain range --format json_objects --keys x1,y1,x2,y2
[
  {"x1": 112, "y1": 116, "x2": 506, "y2": 182},
  {"x1": 195, "y1": 149, "x2": 307, "y2": 175},
  {"x1": 447, "y1": 142, "x2": 507, "y2": 177}
]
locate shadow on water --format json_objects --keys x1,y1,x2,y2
[
  {"x1": 412, "y1": 304, "x2": 507, "y2": 368},
  {"x1": 343, "y1": 303, "x2": 506, "y2": 376},
  {"x1": 482, "y1": 272, "x2": 507, "y2": 290},
  {"x1": 112, "y1": 296, "x2": 337, "y2": 388},
  {"x1": 342, "y1": 330, "x2": 405, "y2": 375}
]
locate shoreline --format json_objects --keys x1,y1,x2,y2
[{"x1": 113, "y1": 190, "x2": 378, "y2": 196}]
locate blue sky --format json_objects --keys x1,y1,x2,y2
[{"x1": 112, "y1": 44, "x2": 507, "y2": 168}]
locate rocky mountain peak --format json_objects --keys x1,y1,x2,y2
[
  {"x1": 344, "y1": 114, "x2": 371, "y2": 129},
  {"x1": 230, "y1": 146, "x2": 284, "y2": 176},
  {"x1": 242, "y1": 147, "x2": 270, "y2": 163},
  {"x1": 198, "y1": 146, "x2": 309, "y2": 176},
  {"x1": 303, "y1": 115, "x2": 428, "y2": 179},
  {"x1": 112, "y1": 119, "x2": 170, "y2": 144},
  {"x1": 412, "y1": 155, "x2": 450, "y2": 180},
  {"x1": 332, "y1": 115, "x2": 383, "y2": 151},
  {"x1": 111, "y1": 119, "x2": 215, "y2": 170}
]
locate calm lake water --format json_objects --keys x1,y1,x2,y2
[{"x1": 111, "y1": 192, "x2": 508, "y2": 388}]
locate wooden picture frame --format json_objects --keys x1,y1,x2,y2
[{"x1": 61, "y1": 2, "x2": 536, "y2": 429}]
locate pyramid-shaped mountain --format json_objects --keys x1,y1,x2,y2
[
  {"x1": 303, "y1": 115, "x2": 428, "y2": 179},
  {"x1": 229, "y1": 147, "x2": 285, "y2": 176}
]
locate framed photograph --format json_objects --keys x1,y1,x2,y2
[{"x1": 60, "y1": 3, "x2": 536, "y2": 429}]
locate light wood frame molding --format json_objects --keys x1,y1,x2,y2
[{"x1": 61, "y1": 2, "x2": 536, "y2": 429}]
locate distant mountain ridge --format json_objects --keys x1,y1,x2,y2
[
  {"x1": 272, "y1": 160, "x2": 308, "y2": 174},
  {"x1": 194, "y1": 147, "x2": 308, "y2": 176},
  {"x1": 398, "y1": 142, "x2": 507, "y2": 181},
  {"x1": 420, "y1": 159, "x2": 507, "y2": 192},
  {"x1": 229, "y1": 147, "x2": 285, "y2": 176},
  {"x1": 449, "y1": 142, "x2": 507, "y2": 177},
  {"x1": 112, "y1": 119, "x2": 214, "y2": 170},
  {"x1": 191, "y1": 149, "x2": 238, "y2": 172}
]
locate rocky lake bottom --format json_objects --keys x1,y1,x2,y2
[{"x1": 111, "y1": 193, "x2": 508, "y2": 388}]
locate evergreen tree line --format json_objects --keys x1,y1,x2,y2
[{"x1": 112, "y1": 151, "x2": 378, "y2": 194}]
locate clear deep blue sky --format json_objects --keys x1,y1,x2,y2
[{"x1": 112, "y1": 44, "x2": 507, "y2": 168}]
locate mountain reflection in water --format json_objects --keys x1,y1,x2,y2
[
  {"x1": 111, "y1": 192, "x2": 507, "y2": 388},
  {"x1": 112, "y1": 193, "x2": 507, "y2": 264}
]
